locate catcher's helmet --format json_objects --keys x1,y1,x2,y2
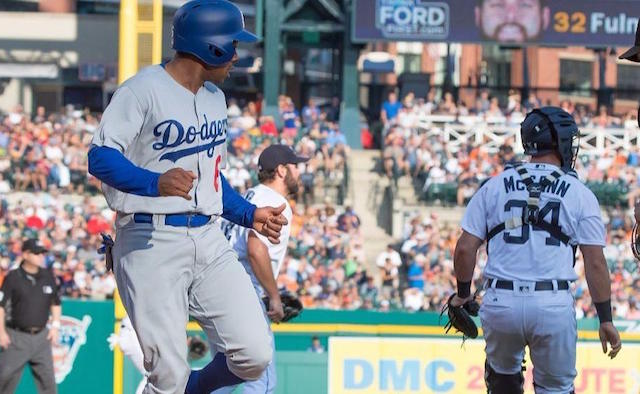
[
  {"x1": 521, "y1": 106, "x2": 579, "y2": 171},
  {"x1": 171, "y1": 0, "x2": 258, "y2": 67}
]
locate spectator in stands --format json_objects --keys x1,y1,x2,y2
[
  {"x1": 438, "y1": 92, "x2": 458, "y2": 115},
  {"x1": 359, "y1": 275, "x2": 379, "y2": 306},
  {"x1": 302, "y1": 98, "x2": 320, "y2": 128},
  {"x1": 379, "y1": 258, "x2": 399, "y2": 300},
  {"x1": 525, "y1": 92, "x2": 541, "y2": 111},
  {"x1": 475, "y1": 90, "x2": 490, "y2": 114},
  {"x1": 376, "y1": 244, "x2": 402, "y2": 268},
  {"x1": 422, "y1": 88, "x2": 438, "y2": 115},
  {"x1": 381, "y1": 91, "x2": 402, "y2": 126},
  {"x1": 326, "y1": 96, "x2": 341, "y2": 122},
  {"x1": 590, "y1": 105, "x2": 621, "y2": 128},
  {"x1": 281, "y1": 98, "x2": 300, "y2": 138},
  {"x1": 407, "y1": 254, "x2": 426, "y2": 290}
]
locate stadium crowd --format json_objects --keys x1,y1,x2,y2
[
  {"x1": 397, "y1": 210, "x2": 640, "y2": 320},
  {"x1": 380, "y1": 90, "x2": 640, "y2": 208},
  {"x1": 0, "y1": 97, "x2": 359, "y2": 307},
  {"x1": 1, "y1": 91, "x2": 640, "y2": 320}
]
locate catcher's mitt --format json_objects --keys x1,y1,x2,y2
[
  {"x1": 262, "y1": 290, "x2": 303, "y2": 322},
  {"x1": 632, "y1": 223, "x2": 640, "y2": 261},
  {"x1": 187, "y1": 335, "x2": 209, "y2": 361},
  {"x1": 440, "y1": 293, "x2": 480, "y2": 341}
]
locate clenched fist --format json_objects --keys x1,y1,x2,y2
[
  {"x1": 158, "y1": 168, "x2": 197, "y2": 200},
  {"x1": 253, "y1": 204, "x2": 288, "y2": 244}
]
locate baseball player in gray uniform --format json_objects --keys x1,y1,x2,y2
[
  {"x1": 215, "y1": 144, "x2": 309, "y2": 394},
  {"x1": 450, "y1": 107, "x2": 621, "y2": 393},
  {"x1": 88, "y1": 1, "x2": 288, "y2": 393}
]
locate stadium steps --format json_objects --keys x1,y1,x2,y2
[
  {"x1": 395, "y1": 175, "x2": 419, "y2": 205},
  {"x1": 347, "y1": 149, "x2": 396, "y2": 268}
]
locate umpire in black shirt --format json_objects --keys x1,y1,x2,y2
[{"x1": 0, "y1": 239, "x2": 61, "y2": 394}]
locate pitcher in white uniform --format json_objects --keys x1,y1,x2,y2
[
  {"x1": 216, "y1": 144, "x2": 308, "y2": 394},
  {"x1": 450, "y1": 107, "x2": 621, "y2": 393}
]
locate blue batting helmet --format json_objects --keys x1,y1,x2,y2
[
  {"x1": 521, "y1": 106, "x2": 580, "y2": 171},
  {"x1": 171, "y1": 0, "x2": 258, "y2": 67}
]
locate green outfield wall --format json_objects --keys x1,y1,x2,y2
[{"x1": 11, "y1": 300, "x2": 640, "y2": 394}]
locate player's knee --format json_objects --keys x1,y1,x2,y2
[
  {"x1": 146, "y1": 357, "x2": 191, "y2": 393},
  {"x1": 229, "y1": 340, "x2": 273, "y2": 380},
  {"x1": 485, "y1": 360, "x2": 524, "y2": 394}
]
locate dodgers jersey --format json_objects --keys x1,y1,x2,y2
[
  {"x1": 91, "y1": 65, "x2": 228, "y2": 215},
  {"x1": 222, "y1": 184, "x2": 293, "y2": 296},
  {"x1": 461, "y1": 163, "x2": 606, "y2": 282}
]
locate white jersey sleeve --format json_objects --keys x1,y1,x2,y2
[
  {"x1": 251, "y1": 203, "x2": 293, "y2": 278},
  {"x1": 222, "y1": 184, "x2": 292, "y2": 295},
  {"x1": 461, "y1": 181, "x2": 489, "y2": 240},
  {"x1": 577, "y1": 190, "x2": 606, "y2": 246},
  {"x1": 92, "y1": 86, "x2": 145, "y2": 152}
]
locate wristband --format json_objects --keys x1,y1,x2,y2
[
  {"x1": 457, "y1": 281, "x2": 472, "y2": 298},
  {"x1": 51, "y1": 320, "x2": 61, "y2": 329},
  {"x1": 594, "y1": 300, "x2": 613, "y2": 323}
]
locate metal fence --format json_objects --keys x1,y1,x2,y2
[{"x1": 415, "y1": 115, "x2": 640, "y2": 156}]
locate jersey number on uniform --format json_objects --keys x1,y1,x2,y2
[
  {"x1": 503, "y1": 199, "x2": 561, "y2": 246},
  {"x1": 214, "y1": 155, "x2": 221, "y2": 192}
]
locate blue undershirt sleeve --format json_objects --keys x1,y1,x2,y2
[
  {"x1": 88, "y1": 145, "x2": 161, "y2": 197},
  {"x1": 220, "y1": 174, "x2": 256, "y2": 228}
]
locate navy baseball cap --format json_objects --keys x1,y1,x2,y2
[
  {"x1": 22, "y1": 239, "x2": 47, "y2": 254},
  {"x1": 258, "y1": 144, "x2": 309, "y2": 171}
]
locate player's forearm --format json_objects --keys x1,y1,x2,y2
[
  {"x1": 50, "y1": 305, "x2": 61, "y2": 326},
  {"x1": 0, "y1": 308, "x2": 6, "y2": 333},
  {"x1": 453, "y1": 232, "x2": 483, "y2": 297},
  {"x1": 88, "y1": 145, "x2": 161, "y2": 196},
  {"x1": 247, "y1": 233, "x2": 279, "y2": 299},
  {"x1": 581, "y1": 245, "x2": 612, "y2": 303},
  {"x1": 220, "y1": 174, "x2": 256, "y2": 228},
  {"x1": 454, "y1": 245, "x2": 478, "y2": 281}
]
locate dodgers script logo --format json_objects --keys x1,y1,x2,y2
[
  {"x1": 52, "y1": 315, "x2": 92, "y2": 384},
  {"x1": 152, "y1": 114, "x2": 227, "y2": 162},
  {"x1": 376, "y1": 0, "x2": 449, "y2": 39}
]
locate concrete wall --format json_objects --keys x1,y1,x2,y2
[{"x1": 0, "y1": 11, "x2": 174, "y2": 67}]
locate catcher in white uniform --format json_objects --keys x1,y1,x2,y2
[
  {"x1": 450, "y1": 107, "x2": 621, "y2": 393},
  {"x1": 215, "y1": 144, "x2": 308, "y2": 394}
]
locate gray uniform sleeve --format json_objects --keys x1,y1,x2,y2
[
  {"x1": 577, "y1": 190, "x2": 606, "y2": 247},
  {"x1": 91, "y1": 86, "x2": 145, "y2": 152}
]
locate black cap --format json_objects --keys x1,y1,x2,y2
[
  {"x1": 22, "y1": 239, "x2": 47, "y2": 254},
  {"x1": 620, "y1": 22, "x2": 640, "y2": 62},
  {"x1": 258, "y1": 144, "x2": 309, "y2": 171}
]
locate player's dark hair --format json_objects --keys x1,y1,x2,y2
[{"x1": 258, "y1": 168, "x2": 277, "y2": 183}]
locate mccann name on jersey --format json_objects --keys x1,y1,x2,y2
[{"x1": 503, "y1": 175, "x2": 571, "y2": 197}]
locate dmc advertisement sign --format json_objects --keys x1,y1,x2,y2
[
  {"x1": 353, "y1": 0, "x2": 640, "y2": 46},
  {"x1": 328, "y1": 337, "x2": 640, "y2": 394}
]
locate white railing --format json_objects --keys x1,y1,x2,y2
[{"x1": 414, "y1": 115, "x2": 640, "y2": 156}]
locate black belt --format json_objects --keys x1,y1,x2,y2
[
  {"x1": 133, "y1": 213, "x2": 211, "y2": 227},
  {"x1": 492, "y1": 280, "x2": 570, "y2": 291},
  {"x1": 7, "y1": 324, "x2": 45, "y2": 334}
]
